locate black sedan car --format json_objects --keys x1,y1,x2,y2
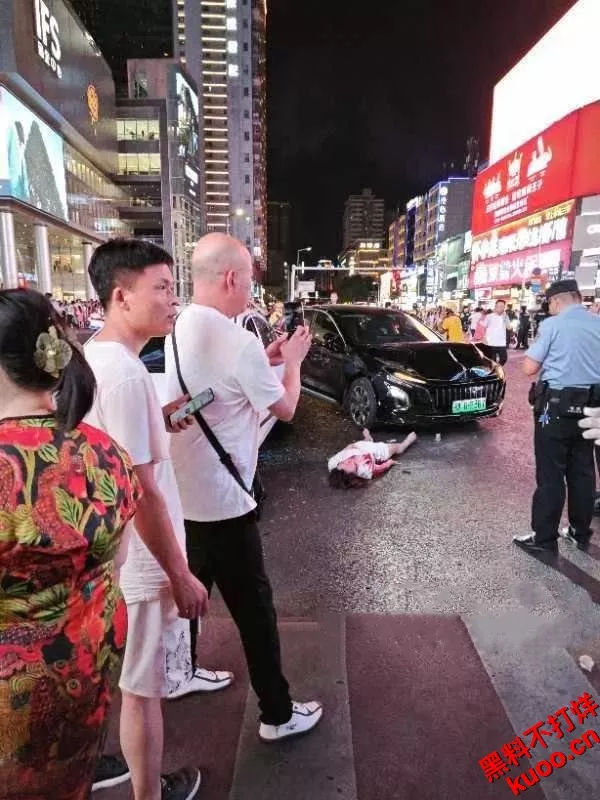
[{"x1": 301, "y1": 305, "x2": 506, "y2": 428}]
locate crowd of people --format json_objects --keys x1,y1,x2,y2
[
  {"x1": 0, "y1": 234, "x2": 322, "y2": 800},
  {"x1": 2, "y1": 242, "x2": 600, "y2": 799},
  {"x1": 46, "y1": 295, "x2": 104, "y2": 329}
]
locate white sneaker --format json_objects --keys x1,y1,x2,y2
[
  {"x1": 168, "y1": 667, "x2": 234, "y2": 700},
  {"x1": 259, "y1": 700, "x2": 324, "y2": 743}
]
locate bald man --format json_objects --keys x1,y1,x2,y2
[{"x1": 164, "y1": 234, "x2": 324, "y2": 742}]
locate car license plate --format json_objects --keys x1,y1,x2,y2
[{"x1": 452, "y1": 397, "x2": 486, "y2": 414}]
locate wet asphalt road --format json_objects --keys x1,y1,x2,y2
[{"x1": 256, "y1": 350, "x2": 600, "y2": 618}]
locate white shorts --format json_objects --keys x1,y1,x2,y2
[{"x1": 119, "y1": 592, "x2": 195, "y2": 698}]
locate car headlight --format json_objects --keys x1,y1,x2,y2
[
  {"x1": 387, "y1": 385, "x2": 411, "y2": 410},
  {"x1": 496, "y1": 365, "x2": 505, "y2": 381},
  {"x1": 391, "y1": 370, "x2": 426, "y2": 385}
]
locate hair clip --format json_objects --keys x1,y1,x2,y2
[{"x1": 34, "y1": 325, "x2": 72, "y2": 378}]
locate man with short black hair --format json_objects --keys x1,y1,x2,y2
[
  {"x1": 85, "y1": 238, "x2": 226, "y2": 800},
  {"x1": 482, "y1": 299, "x2": 510, "y2": 364}
]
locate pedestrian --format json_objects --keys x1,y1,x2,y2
[
  {"x1": 85, "y1": 239, "x2": 226, "y2": 800},
  {"x1": 165, "y1": 232, "x2": 324, "y2": 744},
  {"x1": 516, "y1": 306, "x2": 531, "y2": 349},
  {"x1": 328, "y1": 429, "x2": 417, "y2": 488},
  {"x1": 0, "y1": 289, "x2": 140, "y2": 799},
  {"x1": 481, "y1": 300, "x2": 510, "y2": 365},
  {"x1": 438, "y1": 307, "x2": 464, "y2": 343},
  {"x1": 533, "y1": 300, "x2": 550, "y2": 337},
  {"x1": 469, "y1": 306, "x2": 483, "y2": 340},
  {"x1": 514, "y1": 280, "x2": 600, "y2": 554}
]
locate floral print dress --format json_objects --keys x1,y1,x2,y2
[{"x1": 0, "y1": 416, "x2": 140, "y2": 800}]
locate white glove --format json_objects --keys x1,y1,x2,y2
[{"x1": 579, "y1": 407, "x2": 600, "y2": 446}]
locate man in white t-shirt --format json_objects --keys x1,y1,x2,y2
[
  {"x1": 483, "y1": 299, "x2": 510, "y2": 365},
  {"x1": 85, "y1": 239, "x2": 228, "y2": 800},
  {"x1": 165, "y1": 233, "x2": 324, "y2": 743}
]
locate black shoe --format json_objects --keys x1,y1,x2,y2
[
  {"x1": 161, "y1": 767, "x2": 201, "y2": 800},
  {"x1": 560, "y1": 526, "x2": 593, "y2": 550},
  {"x1": 92, "y1": 755, "x2": 131, "y2": 792},
  {"x1": 513, "y1": 532, "x2": 558, "y2": 555},
  {"x1": 594, "y1": 495, "x2": 600, "y2": 516}
]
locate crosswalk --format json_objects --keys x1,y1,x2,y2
[{"x1": 100, "y1": 598, "x2": 600, "y2": 799}]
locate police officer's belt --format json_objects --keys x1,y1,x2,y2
[{"x1": 547, "y1": 386, "x2": 600, "y2": 418}]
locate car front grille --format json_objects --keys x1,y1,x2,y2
[{"x1": 430, "y1": 380, "x2": 505, "y2": 414}]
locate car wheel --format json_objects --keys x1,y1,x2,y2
[{"x1": 346, "y1": 377, "x2": 377, "y2": 429}]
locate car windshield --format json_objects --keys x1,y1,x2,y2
[{"x1": 335, "y1": 311, "x2": 440, "y2": 345}]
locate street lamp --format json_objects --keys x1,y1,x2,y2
[{"x1": 297, "y1": 246, "x2": 312, "y2": 269}]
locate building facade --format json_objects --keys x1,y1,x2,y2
[
  {"x1": 342, "y1": 188, "x2": 385, "y2": 251},
  {"x1": 0, "y1": 0, "x2": 131, "y2": 297},
  {"x1": 174, "y1": 0, "x2": 267, "y2": 276},
  {"x1": 424, "y1": 178, "x2": 473, "y2": 260},
  {"x1": 118, "y1": 59, "x2": 204, "y2": 301}
]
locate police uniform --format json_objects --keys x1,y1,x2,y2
[{"x1": 514, "y1": 280, "x2": 600, "y2": 554}]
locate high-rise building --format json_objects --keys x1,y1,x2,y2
[
  {"x1": 343, "y1": 189, "x2": 385, "y2": 251},
  {"x1": 424, "y1": 177, "x2": 473, "y2": 260},
  {"x1": 174, "y1": 0, "x2": 267, "y2": 275},
  {"x1": 115, "y1": 59, "x2": 204, "y2": 303}
]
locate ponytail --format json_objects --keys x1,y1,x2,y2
[{"x1": 55, "y1": 339, "x2": 96, "y2": 430}]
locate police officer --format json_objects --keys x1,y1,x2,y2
[{"x1": 513, "y1": 279, "x2": 600, "y2": 554}]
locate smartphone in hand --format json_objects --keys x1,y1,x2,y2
[{"x1": 170, "y1": 388, "x2": 215, "y2": 426}]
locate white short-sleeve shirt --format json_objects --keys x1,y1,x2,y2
[
  {"x1": 164, "y1": 304, "x2": 285, "y2": 522},
  {"x1": 484, "y1": 313, "x2": 509, "y2": 347},
  {"x1": 84, "y1": 340, "x2": 187, "y2": 603}
]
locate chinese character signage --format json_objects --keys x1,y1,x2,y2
[
  {"x1": 469, "y1": 201, "x2": 574, "y2": 289},
  {"x1": 472, "y1": 113, "x2": 578, "y2": 235}
]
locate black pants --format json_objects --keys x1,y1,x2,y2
[
  {"x1": 185, "y1": 513, "x2": 292, "y2": 725},
  {"x1": 516, "y1": 329, "x2": 529, "y2": 349},
  {"x1": 531, "y1": 411, "x2": 596, "y2": 543},
  {"x1": 480, "y1": 344, "x2": 508, "y2": 365}
]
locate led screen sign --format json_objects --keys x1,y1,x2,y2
[
  {"x1": 489, "y1": 0, "x2": 600, "y2": 163},
  {"x1": 473, "y1": 114, "x2": 577, "y2": 235},
  {"x1": 0, "y1": 87, "x2": 68, "y2": 220},
  {"x1": 473, "y1": 101, "x2": 600, "y2": 236}
]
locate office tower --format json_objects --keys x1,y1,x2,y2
[
  {"x1": 174, "y1": 0, "x2": 267, "y2": 275},
  {"x1": 343, "y1": 189, "x2": 385, "y2": 251}
]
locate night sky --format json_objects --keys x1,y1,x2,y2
[
  {"x1": 267, "y1": 0, "x2": 575, "y2": 261},
  {"x1": 71, "y1": 0, "x2": 576, "y2": 261}
]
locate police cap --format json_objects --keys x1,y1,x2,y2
[{"x1": 545, "y1": 279, "x2": 580, "y2": 299}]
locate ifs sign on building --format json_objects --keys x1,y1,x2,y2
[{"x1": 33, "y1": 0, "x2": 62, "y2": 79}]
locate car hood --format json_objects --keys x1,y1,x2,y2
[{"x1": 361, "y1": 341, "x2": 497, "y2": 381}]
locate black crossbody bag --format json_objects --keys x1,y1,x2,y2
[{"x1": 171, "y1": 326, "x2": 266, "y2": 521}]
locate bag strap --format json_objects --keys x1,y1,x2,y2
[{"x1": 171, "y1": 322, "x2": 253, "y2": 498}]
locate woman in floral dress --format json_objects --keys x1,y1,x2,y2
[{"x1": 0, "y1": 289, "x2": 140, "y2": 799}]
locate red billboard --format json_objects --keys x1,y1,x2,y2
[
  {"x1": 469, "y1": 201, "x2": 575, "y2": 289},
  {"x1": 472, "y1": 112, "x2": 578, "y2": 235}
]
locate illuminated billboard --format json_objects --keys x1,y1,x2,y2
[
  {"x1": 489, "y1": 0, "x2": 600, "y2": 163},
  {"x1": 0, "y1": 87, "x2": 68, "y2": 220},
  {"x1": 470, "y1": 202, "x2": 575, "y2": 289},
  {"x1": 473, "y1": 113, "x2": 577, "y2": 235},
  {"x1": 8, "y1": 0, "x2": 117, "y2": 173},
  {"x1": 175, "y1": 72, "x2": 200, "y2": 200}
]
